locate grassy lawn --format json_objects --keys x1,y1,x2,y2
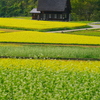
[
  {"x1": 66, "y1": 29, "x2": 100, "y2": 37},
  {"x1": 0, "y1": 44, "x2": 100, "y2": 59},
  {"x1": 71, "y1": 21, "x2": 94, "y2": 24}
]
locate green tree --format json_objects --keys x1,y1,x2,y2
[{"x1": 71, "y1": 0, "x2": 100, "y2": 21}]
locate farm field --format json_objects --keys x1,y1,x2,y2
[
  {"x1": 0, "y1": 58, "x2": 100, "y2": 100},
  {"x1": 66, "y1": 29, "x2": 100, "y2": 37},
  {"x1": 0, "y1": 30, "x2": 100, "y2": 45},
  {"x1": 0, "y1": 44, "x2": 100, "y2": 59},
  {"x1": 0, "y1": 18, "x2": 90, "y2": 31},
  {"x1": 0, "y1": 17, "x2": 100, "y2": 100},
  {"x1": 10, "y1": 17, "x2": 93, "y2": 24}
]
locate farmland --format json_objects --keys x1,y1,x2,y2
[
  {"x1": 0, "y1": 18, "x2": 90, "y2": 31},
  {"x1": 0, "y1": 59, "x2": 100, "y2": 100},
  {"x1": 0, "y1": 30, "x2": 100, "y2": 45},
  {"x1": 0, "y1": 18, "x2": 100, "y2": 100},
  {"x1": 0, "y1": 44, "x2": 100, "y2": 59},
  {"x1": 66, "y1": 29, "x2": 100, "y2": 37}
]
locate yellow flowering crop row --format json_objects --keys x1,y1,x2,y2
[
  {"x1": 0, "y1": 31, "x2": 4, "y2": 33},
  {"x1": 0, "y1": 58, "x2": 100, "y2": 73},
  {"x1": 0, "y1": 43, "x2": 22, "y2": 47},
  {"x1": 0, "y1": 18, "x2": 87, "y2": 30},
  {"x1": 0, "y1": 31, "x2": 100, "y2": 45}
]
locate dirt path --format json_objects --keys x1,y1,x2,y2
[
  {"x1": 46, "y1": 24, "x2": 100, "y2": 33},
  {"x1": 0, "y1": 29, "x2": 22, "y2": 32}
]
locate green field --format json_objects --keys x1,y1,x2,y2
[
  {"x1": 1, "y1": 66, "x2": 100, "y2": 100},
  {"x1": 0, "y1": 59, "x2": 100, "y2": 100},
  {"x1": 66, "y1": 29, "x2": 100, "y2": 37},
  {"x1": 0, "y1": 44, "x2": 100, "y2": 59}
]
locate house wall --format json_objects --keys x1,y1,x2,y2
[
  {"x1": 32, "y1": 13, "x2": 40, "y2": 20},
  {"x1": 39, "y1": 12, "x2": 70, "y2": 21},
  {"x1": 32, "y1": 12, "x2": 70, "y2": 21}
]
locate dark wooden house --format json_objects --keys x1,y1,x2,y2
[{"x1": 30, "y1": 0, "x2": 71, "y2": 21}]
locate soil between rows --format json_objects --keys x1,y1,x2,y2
[
  {"x1": 0, "y1": 42, "x2": 100, "y2": 48},
  {"x1": 0, "y1": 56, "x2": 100, "y2": 61}
]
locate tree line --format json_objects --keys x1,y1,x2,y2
[
  {"x1": 0, "y1": 0, "x2": 37, "y2": 17},
  {"x1": 71, "y1": 0, "x2": 100, "y2": 21},
  {"x1": 0, "y1": 0, "x2": 100, "y2": 21}
]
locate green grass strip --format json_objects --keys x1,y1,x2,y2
[
  {"x1": 0, "y1": 44, "x2": 100, "y2": 59},
  {"x1": 0, "y1": 25, "x2": 91, "y2": 32},
  {"x1": 66, "y1": 29, "x2": 100, "y2": 37}
]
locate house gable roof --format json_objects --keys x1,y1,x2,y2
[
  {"x1": 30, "y1": 8, "x2": 40, "y2": 13},
  {"x1": 37, "y1": 0, "x2": 68, "y2": 12}
]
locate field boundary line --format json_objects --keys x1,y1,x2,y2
[
  {"x1": 0, "y1": 42, "x2": 100, "y2": 47},
  {"x1": 0, "y1": 56, "x2": 100, "y2": 61},
  {"x1": 46, "y1": 24, "x2": 100, "y2": 33}
]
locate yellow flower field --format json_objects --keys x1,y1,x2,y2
[
  {"x1": 0, "y1": 43, "x2": 22, "y2": 47},
  {"x1": 0, "y1": 58, "x2": 100, "y2": 73},
  {"x1": 0, "y1": 31, "x2": 100, "y2": 45},
  {"x1": 0, "y1": 18, "x2": 87, "y2": 30},
  {"x1": 0, "y1": 31, "x2": 4, "y2": 33}
]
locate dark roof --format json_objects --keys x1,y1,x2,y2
[
  {"x1": 37, "y1": 0, "x2": 68, "y2": 11},
  {"x1": 30, "y1": 8, "x2": 40, "y2": 13}
]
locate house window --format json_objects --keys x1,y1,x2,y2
[
  {"x1": 49, "y1": 14, "x2": 51, "y2": 18},
  {"x1": 57, "y1": 14, "x2": 59, "y2": 19},
  {"x1": 43, "y1": 14, "x2": 46, "y2": 20},
  {"x1": 60, "y1": 14, "x2": 62, "y2": 19},
  {"x1": 40, "y1": 14, "x2": 43, "y2": 20},
  {"x1": 51, "y1": 14, "x2": 53, "y2": 19},
  {"x1": 46, "y1": 14, "x2": 49, "y2": 20},
  {"x1": 63, "y1": 14, "x2": 65, "y2": 19},
  {"x1": 65, "y1": 14, "x2": 67, "y2": 18},
  {"x1": 54, "y1": 14, "x2": 57, "y2": 18}
]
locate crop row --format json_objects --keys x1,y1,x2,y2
[
  {"x1": 0, "y1": 31, "x2": 100, "y2": 45},
  {"x1": 0, "y1": 44, "x2": 100, "y2": 59},
  {"x1": 0, "y1": 18, "x2": 88, "y2": 31},
  {"x1": 0, "y1": 58, "x2": 100, "y2": 72},
  {"x1": 0, "y1": 59, "x2": 100, "y2": 100}
]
